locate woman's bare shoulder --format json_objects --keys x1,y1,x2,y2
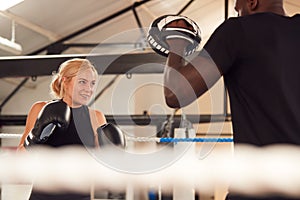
[
  {"x1": 30, "y1": 101, "x2": 47, "y2": 110},
  {"x1": 28, "y1": 100, "x2": 52, "y2": 116},
  {"x1": 88, "y1": 108, "x2": 107, "y2": 125}
]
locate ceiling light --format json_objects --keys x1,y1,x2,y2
[
  {"x1": 0, "y1": 36, "x2": 22, "y2": 54},
  {"x1": 0, "y1": 20, "x2": 22, "y2": 55},
  {"x1": 0, "y1": 0, "x2": 24, "y2": 11}
]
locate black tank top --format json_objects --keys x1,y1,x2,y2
[
  {"x1": 29, "y1": 105, "x2": 95, "y2": 200},
  {"x1": 45, "y1": 105, "x2": 95, "y2": 148}
]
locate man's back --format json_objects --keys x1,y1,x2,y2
[{"x1": 204, "y1": 13, "x2": 300, "y2": 145}]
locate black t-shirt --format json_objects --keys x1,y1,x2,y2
[{"x1": 203, "y1": 12, "x2": 300, "y2": 146}]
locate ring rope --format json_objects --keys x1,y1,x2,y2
[
  {"x1": 0, "y1": 133, "x2": 22, "y2": 139},
  {"x1": 0, "y1": 133, "x2": 233, "y2": 143},
  {"x1": 126, "y1": 136, "x2": 233, "y2": 143},
  {"x1": 0, "y1": 145, "x2": 300, "y2": 198}
]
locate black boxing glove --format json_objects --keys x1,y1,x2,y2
[
  {"x1": 24, "y1": 100, "x2": 71, "y2": 147},
  {"x1": 97, "y1": 123, "x2": 126, "y2": 148}
]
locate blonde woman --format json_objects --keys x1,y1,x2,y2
[{"x1": 17, "y1": 58, "x2": 107, "y2": 200}]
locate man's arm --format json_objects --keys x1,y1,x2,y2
[{"x1": 164, "y1": 38, "x2": 221, "y2": 108}]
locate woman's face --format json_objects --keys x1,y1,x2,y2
[{"x1": 64, "y1": 68, "x2": 97, "y2": 107}]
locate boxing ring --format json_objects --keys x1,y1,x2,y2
[{"x1": 0, "y1": 132, "x2": 300, "y2": 200}]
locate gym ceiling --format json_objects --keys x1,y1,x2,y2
[{"x1": 0, "y1": 0, "x2": 299, "y2": 105}]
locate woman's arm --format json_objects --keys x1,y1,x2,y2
[
  {"x1": 17, "y1": 101, "x2": 47, "y2": 151},
  {"x1": 89, "y1": 109, "x2": 107, "y2": 148}
]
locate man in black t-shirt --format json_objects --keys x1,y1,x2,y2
[{"x1": 163, "y1": 0, "x2": 300, "y2": 199}]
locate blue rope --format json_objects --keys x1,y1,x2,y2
[{"x1": 159, "y1": 137, "x2": 233, "y2": 143}]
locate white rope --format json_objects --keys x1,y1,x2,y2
[
  {"x1": 126, "y1": 136, "x2": 161, "y2": 143},
  {"x1": 0, "y1": 133, "x2": 22, "y2": 139},
  {"x1": 0, "y1": 133, "x2": 233, "y2": 143},
  {"x1": 0, "y1": 144, "x2": 299, "y2": 198}
]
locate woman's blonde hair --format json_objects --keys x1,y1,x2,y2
[{"x1": 50, "y1": 58, "x2": 98, "y2": 99}]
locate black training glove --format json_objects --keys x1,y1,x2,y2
[
  {"x1": 25, "y1": 100, "x2": 71, "y2": 147},
  {"x1": 97, "y1": 123, "x2": 126, "y2": 148}
]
